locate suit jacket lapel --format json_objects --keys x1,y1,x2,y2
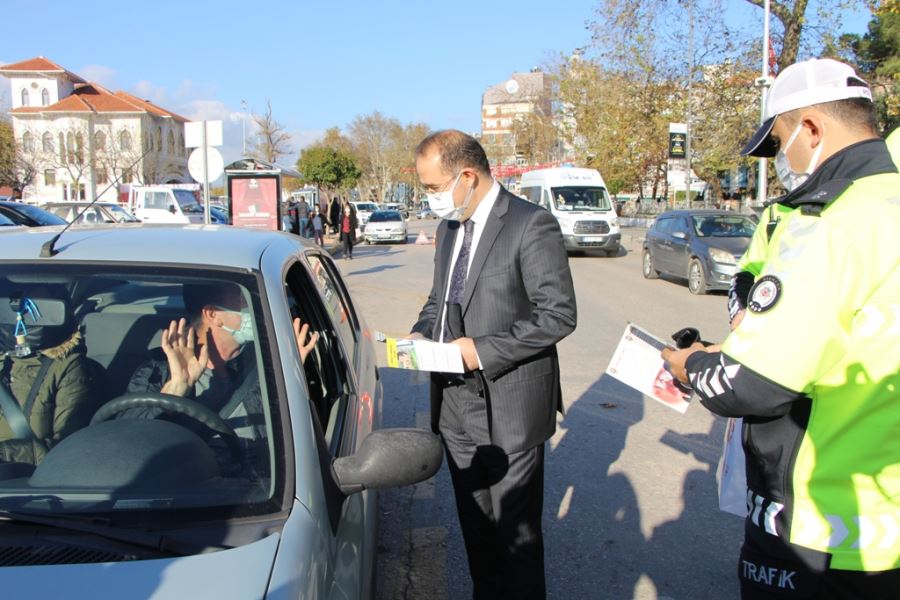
[{"x1": 461, "y1": 190, "x2": 509, "y2": 314}]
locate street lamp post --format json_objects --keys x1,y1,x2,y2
[
  {"x1": 755, "y1": 0, "x2": 773, "y2": 208},
  {"x1": 241, "y1": 99, "x2": 248, "y2": 157}
]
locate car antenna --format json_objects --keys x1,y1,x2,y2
[{"x1": 40, "y1": 148, "x2": 152, "y2": 258}]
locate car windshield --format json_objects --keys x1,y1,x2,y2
[
  {"x1": 355, "y1": 203, "x2": 378, "y2": 212},
  {"x1": 172, "y1": 190, "x2": 197, "y2": 208},
  {"x1": 105, "y1": 205, "x2": 140, "y2": 222},
  {"x1": 691, "y1": 215, "x2": 756, "y2": 237},
  {"x1": 0, "y1": 266, "x2": 281, "y2": 521},
  {"x1": 368, "y1": 211, "x2": 402, "y2": 222},
  {"x1": 549, "y1": 186, "x2": 612, "y2": 211}
]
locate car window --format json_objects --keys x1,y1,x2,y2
[
  {"x1": 0, "y1": 213, "x2": 15, "y2": 226},
  {"x1": 284, "y1": 261, "x2": 354, "y2": 454},
  {"x1": 0, "y1": 266, "x2": 283, "y2": 520},
  {"x1": 654, "y1": 217, "x2": 673, "y2": 234},
  {"x1": 671, "y1": 217, "x2": 690, "y2": 235},
  {"x1": 549, "y1": 186, "x2": 612, "y2": 211},
  {"x1": 305, "y1": 254, "x2": 358, "y2": 361},
  {"x1": 691, "y1": 215, "x2": 756, "y2": 237},
  {"x1": 368, "y1": 211, "x2": 402, "y2": 222},
  {"x1": 144, "y1": 191, "x2": 171, "y2": 210}
]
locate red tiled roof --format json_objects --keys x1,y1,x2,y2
[
  {"x1": 6, "y1": 63, "x2": 186, "y2": 122},
  {"x1": 114, "y1": 91, "x2": 187, "y2": 122},
  {"x1": 0, "y1": 56, "x2": 85, "y2": 83}
]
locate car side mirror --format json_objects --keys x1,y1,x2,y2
[
  {"x1": 332, "y1": 428, "x2": 443, "y2": 495},
  {"x1": 672, "y1": 231, "x2": 687, "y2": 240},
  {"x1": 168, "y1": 205, "x2": 176, "y2": 214}
]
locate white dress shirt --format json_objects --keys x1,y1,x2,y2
[{"x1": 438, "y1": 180, "x2": 500, "y2": 350}]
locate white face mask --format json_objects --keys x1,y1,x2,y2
[
  {"x1": 218, "y1": 307, "x2": 255, "y2": 346},
  {"x1": 425, "y1": 172, "x2": 474, "y2": 221},
  {"x1": 775, "y1": 121, "x2": 824, "y2": 192}
]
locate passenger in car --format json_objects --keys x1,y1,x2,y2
[
  {"x1": 0, "y1": 285, "x2": 104, "y2": 464},
  {"x1": 125, "y1": 283, "x2": 318, "y2": 420}
]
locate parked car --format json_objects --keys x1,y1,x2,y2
[
  {"x1": 642, "y1": 209, "x2": 756, "y2": 294},
  {"x1": 363, "y1": 210, "x2": 408, "y2": 244},
  {"x1": 0, "y1": 200, "x2": 68, "y2": 227},
  {"x1": 42, "y1": 202, "x2": 141, "y2": 225},
  {"x1": 416, "y1": 207, "x2": 437, "y2": 220},
  {"x1": 181, "y1": 202, "x2": 231, "y2": 225},
  {"x1": 350, "y1": 202, "x2": 379, "y2": 226},
  {"x1": 382, "y1": 202, "x2": 409, "y2": 219},
  {"x1": 0, "y1": 225, "x2": 442, "y2": 598}
]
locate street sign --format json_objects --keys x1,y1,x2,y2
[
  {"x1": 669, "y1": 123, "x2": 687, "y2": 159},
  {"x1": 185, "y1": 120, "x2": 223, "y2": 148},
  {"x1": 188, "y1": 147, "x2": 224, "y2": 183}
]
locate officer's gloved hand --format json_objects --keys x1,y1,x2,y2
[{"x1": 671, "y1": 327, "x2": 713, "y2": 349}]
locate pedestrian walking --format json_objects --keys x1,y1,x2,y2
[
  {"x1": 339, "y1": 203, "x2": 357, "y2": 259},
  {"x1": 663, "y1": 58, "x2": 900, "y2": 599},
  {"x1": 408, "y1": 130, "x2": 576, "y2": 599},
  {"x1": 310, "y1": 207, "x2": 324, "y2": 247},
  {"x1": 297, "y1": 198, "x2": 310, "y2": 238},
  {"x1": 328, "y1": 196, "x2": 342, "y2": 235}
]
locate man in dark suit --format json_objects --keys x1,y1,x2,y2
[{"x1": 409, "y1": 130, "x2": 576, "y2": 599}]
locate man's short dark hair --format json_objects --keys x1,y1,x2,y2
[
  {"x1": 183, "y1": 282, "x2": 242, "y2": 316},
  {"x1": 416, "y1": 130, "x2": 491, "y2": 176},
  {"x1": 782, "y1": 98, "x2": 877, "y2": 134}
]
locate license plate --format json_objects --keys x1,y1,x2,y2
[{"x1": 582, "y1": 236, "x2": 606, "y2": 242}]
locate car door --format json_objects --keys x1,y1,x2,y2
[
  {"x1": 649, "y1": 216, "x2": 674, "y2": 274},
  {"x1": 283, "y1": 252, "x2": 377, "y2": 599},
  {"x1": 669, "y1": 216, "x2": 693, "y2": 276}
]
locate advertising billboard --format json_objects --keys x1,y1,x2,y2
[{"x1": 229, "y1": 176, "x2": 281, "y2": 231}]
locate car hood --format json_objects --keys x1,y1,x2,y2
[
  {"x1": 0, "y1": 533, "x2": 280, "y2": 599},
  {"x1": 703, "y1": 236, "x2": 751, "y2": 256}
]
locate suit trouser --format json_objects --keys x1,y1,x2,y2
[{"x1": 440, "y1": 383, "x2": 546, "y2": 600}]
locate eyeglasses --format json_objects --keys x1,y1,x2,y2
[{"x1": 423, "y1": 171, "x2": 462, "y2": 194}]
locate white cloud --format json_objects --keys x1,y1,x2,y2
[{"x1": 79, "y1": 64, "x2": 118, "y2": 88}]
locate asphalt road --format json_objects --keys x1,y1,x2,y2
[{"x1": 335, "y1": 218, "x2": 744, "y2": 600}]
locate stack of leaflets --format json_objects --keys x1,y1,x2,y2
[{"x1": 606, "y1": 323, "x2": 693, "y2": 413}]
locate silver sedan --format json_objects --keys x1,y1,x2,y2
[{"x1": 0, "y1": 224, "x2": 441, "y2": 599}]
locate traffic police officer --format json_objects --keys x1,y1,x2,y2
[{"x1": 664, "y1": 58, "x2": 900, "y2": 599}]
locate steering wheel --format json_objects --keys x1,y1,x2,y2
[{"x1": 91, "y1": 393, "x2": 242, "y2": 464}]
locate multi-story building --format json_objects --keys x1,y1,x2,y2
[
  {"x1": 1, "y1": 56, "x2": 189, "y2": 202},
  {"x1": 481, "y1": 70, "x2": 553, "y2": 167}
]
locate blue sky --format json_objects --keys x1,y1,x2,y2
[{"x1": 2, "y1": 0, "x2": 874, "y2": 165}]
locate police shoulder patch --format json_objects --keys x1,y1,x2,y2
[{"x1": 748, "y1": 275, "x2": 782, "y2": 313}]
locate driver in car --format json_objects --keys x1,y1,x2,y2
[{"x1": 125, "y1": 283, "x2": 318, "y2": 424}]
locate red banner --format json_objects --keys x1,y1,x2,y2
[{"x1": 230, "y1": 177, "x2": 279, "y2": 230}]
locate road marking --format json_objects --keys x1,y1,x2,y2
[{"x1": 557, "y1": 485, "x2": 574, "y2": 519}]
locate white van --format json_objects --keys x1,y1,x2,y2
[
  {"x1": 128, "y1": 186, "x2": 192, "y2": 224},
  {"x1": 518, "y1": 167, "x2": 620, "y2": 256}
]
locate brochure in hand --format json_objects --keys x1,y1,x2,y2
[
  {"x1": 606, "y1": 323, "x2": 692, "y2": 413},
  {"x1": 382, "y1": 335, "x2": 465, "y2": 373}
]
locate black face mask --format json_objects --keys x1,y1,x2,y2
[{"x1": 0, "y1": 289, "x2": 75, "y2": 355}]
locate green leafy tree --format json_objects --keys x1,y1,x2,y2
[
  {"x1": 296, "y1": 145, "x2": 361, "y2": 198},
  {"x1": 826, "y1": 5, "x2": 900, "y2": 130}
]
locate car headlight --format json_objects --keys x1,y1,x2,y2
[
  {"x1": 709, "y1": 247, "x2": 737, "y2": 265},
  {"x1": 557, "y1": 217, "x2": 573, "y2": 229},
  {"x1": 610, "y1": 218, "x2": 618, "y2": 227}
]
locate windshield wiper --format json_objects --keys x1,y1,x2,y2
[{"x1": 0, "y1": 509, "x2": 230, "y2": 556}]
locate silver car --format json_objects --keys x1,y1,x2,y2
[
  {"x1": 42, "y1": 201, "x2": 141, "y2": 225},
  {"x1": 363, "y1": 210, "x2": 408, "y2": 244},
  {"x1": 0, "y1": 224, "x2": 441, "y2": 599}
]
